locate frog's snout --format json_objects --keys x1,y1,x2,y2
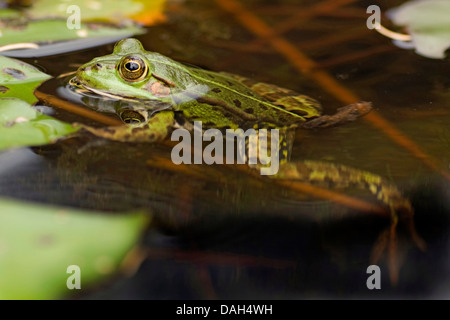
[
  {"x1": 68, "y1": 76, "x2": 81, "y2": 86},
  {"x1": 77, "y1": 66, "x2": 88, "y2": 73},
  {"x1": 77, "y1": 62, "x2": 103, "y2": 74},
  {"x1": 88, "y1": 63, "x2": 103, "y2": 72}
]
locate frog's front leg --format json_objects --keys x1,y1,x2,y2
[
  {"x1": 266, "y1": 160, "x2": 426, "y2": 285},
  {"x1": 78, "y1": 110, "x2": 175, "y2": 143}
]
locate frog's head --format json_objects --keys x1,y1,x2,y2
[{"x1": 71, "y1": 38, "x2": 159, "y2": 101}]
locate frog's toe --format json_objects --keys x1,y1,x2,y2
[
  {"x1": 370, "y1": 203, "x2": 426, "y2": 286},
  {"x1": 394, "y1": 201, "x2": 427, "y2": 252},
  {"x1": 370, "y1": 220, "x2": 400, "y2": 286}
]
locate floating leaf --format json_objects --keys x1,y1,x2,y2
[
  {"x1": 26, "y1": 0, "x2": 166, "y2": 25},
  {"x1": 0, "y1": 55, "x2": 51, "y2": 104},
  {"x1": 387, "y1": 0, "x2": 450, "y2": 59},
  {"x1": 130, "y1": 0, "x2": 167, "y2": 26},
  {"x1": 0, "y1": 98, "x2": 79, "y2": 150},
  {"x1": 0, "y1": 8, "x2": 21, "y2": 19},
  {"x1": 0, "y1": 197, "x2": 149, "y2": 299},
  {"x1": 0, "y1": 17, "x2": 145, "y2": 50}
]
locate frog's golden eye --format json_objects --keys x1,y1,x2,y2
[{"x1": 118, "y1": 54, "x2": 149, "y2": 82}]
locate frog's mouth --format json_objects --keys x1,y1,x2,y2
[
  {"x1": 69, "y1": 76, "x2": 131, "y2": 101},
  {"x1": 69, "y1": 76, "x2": 172, "y2": 125},
  {"x1": 69, "y1": 76, "x2": 171, "y2": 107}
]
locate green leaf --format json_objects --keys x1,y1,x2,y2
[
  {"x1": 0, "y1": 98, "x2": 79, "y2": 150},
  {"x1": 0, "y1": 197, "x2": 149, "y2": 299},
  {"x1": 0, "y1": 18, "x2": 145, "y2": 48},
  {"x1": 0, "y1": 8, "x2": 21, "y2": 19},
  {"x1": 27, "y1": 0, "x2": 143, "y2": 22},
  {"x1": 0, "y1": 55, "x2": 51, "y2": 104},
  {"x1": 388, "y1": 0, "x2": 450, "y2": 59},
  {"x1": 25, "y1": 0, "x2": 166, "y2": 25}
]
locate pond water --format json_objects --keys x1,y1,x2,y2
[{"x1": 1, "y1": 0, "x2": 450, "y2": 298}]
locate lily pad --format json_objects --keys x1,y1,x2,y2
[
  {"x1": 0, "y1": 17, "x2": 145, "y2": 50},
  {"x1": 0, "y1": 98, "x2": 79, "y2": 150},
  {"x1": 387, "y1": 0, "x2": 450, "y2": 59},
  {"x1": 0, "y1": 56, "x2": 77, "y2": 150},
  {"x1": 0, "y1": 8, "x2": 21, "y2": 19},
  {"x1": 0, "y1": 197, "x2": 149, "y2": 299},
  {"x1": 26, "y1": 0, "x2": 166, "y2": 25},
  {"x1": 0, "y1": 55, "x2": 51, "y2": 104}
]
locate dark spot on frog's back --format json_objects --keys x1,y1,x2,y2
[
  {"x1": 0, "y1": 86, "x2": 9, "y2": 93},
  {"x1": 290, "y1": 109, "x2": 308, "y2": 116},
  {"x1": 2, "y1": 68, "x2": 26, "y2": 80},
  {"x1": 259, "y1": 103, "x2": 268, "y2": 110},
  {"x1": 132, "y1": 127, "x2": 143, "y2": 134},
  {"x1": 233, "y1": 99, "x2": 241, "y2": 107},
  {"x1": 212, "y1": 88, "x2": 221, "y2": 93},
  {"x1": 211, "y1": 106, "x2": 222, "y2": 113},
  {"x1": 244, "y1": 108, "x2": 254, "y2": 114}
]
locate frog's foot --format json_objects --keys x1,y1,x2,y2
[
  {"x1": 370, "y1": 202, "x2": 427, "y2": 285},
  {"x1": 74, "y1": 110, "x2": 175, "y2": 143},
  {"x1": 269, "y1": 161, "x2": 426, "y2": 285},
  {"x1": 300, "y1": 102, "x2": 372, "y2": 129}
]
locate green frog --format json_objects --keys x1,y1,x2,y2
[{"x1": 69, "y1": 38, "x2": 425, "y2": 284}]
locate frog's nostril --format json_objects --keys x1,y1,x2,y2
[{"x1": 95, "y1": 63, "x2": 102, "y2": 69}]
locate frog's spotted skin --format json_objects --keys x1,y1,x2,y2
[
  {"x1": 221, "y1": 72, "x2": 322, "y2": 119},
  {"x1": 70, "y1": 38, "x2": 425, "y2": 283}
]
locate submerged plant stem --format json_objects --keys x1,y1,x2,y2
[
  {"x1": 373, "y1": 22, "x2": 412, "y2": 42},
  {"x1": 34, "y1": 90, "x2": 123, "y2": 126}
]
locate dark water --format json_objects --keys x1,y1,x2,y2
[{"x1": 1, "y1": 0, "x2": 450, "y2": 298}]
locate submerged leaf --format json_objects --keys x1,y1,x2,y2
[
  {"x1": 0, "y1": 55, "x2": 51, "y2": 104},
  {"x1": 0, "y1": 98, "x2": 78, "y2": 150},
  {"x1": 0, "y1": 197, "x2": 149, "y2": 299},
  {"x1": 387, "y1": 0, "x2": 450, "y2": 59}
]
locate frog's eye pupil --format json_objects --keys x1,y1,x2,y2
[
  {"x1": 118, "y1": 54, "x2": 149, "y2": 82},
  {"x1": 125, "y1": 62, "x2": 140, "y2": 72}
]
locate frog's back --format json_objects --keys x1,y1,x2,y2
[{"x1": 145, "y1": 53, "x2": 321, "y2": 127}]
